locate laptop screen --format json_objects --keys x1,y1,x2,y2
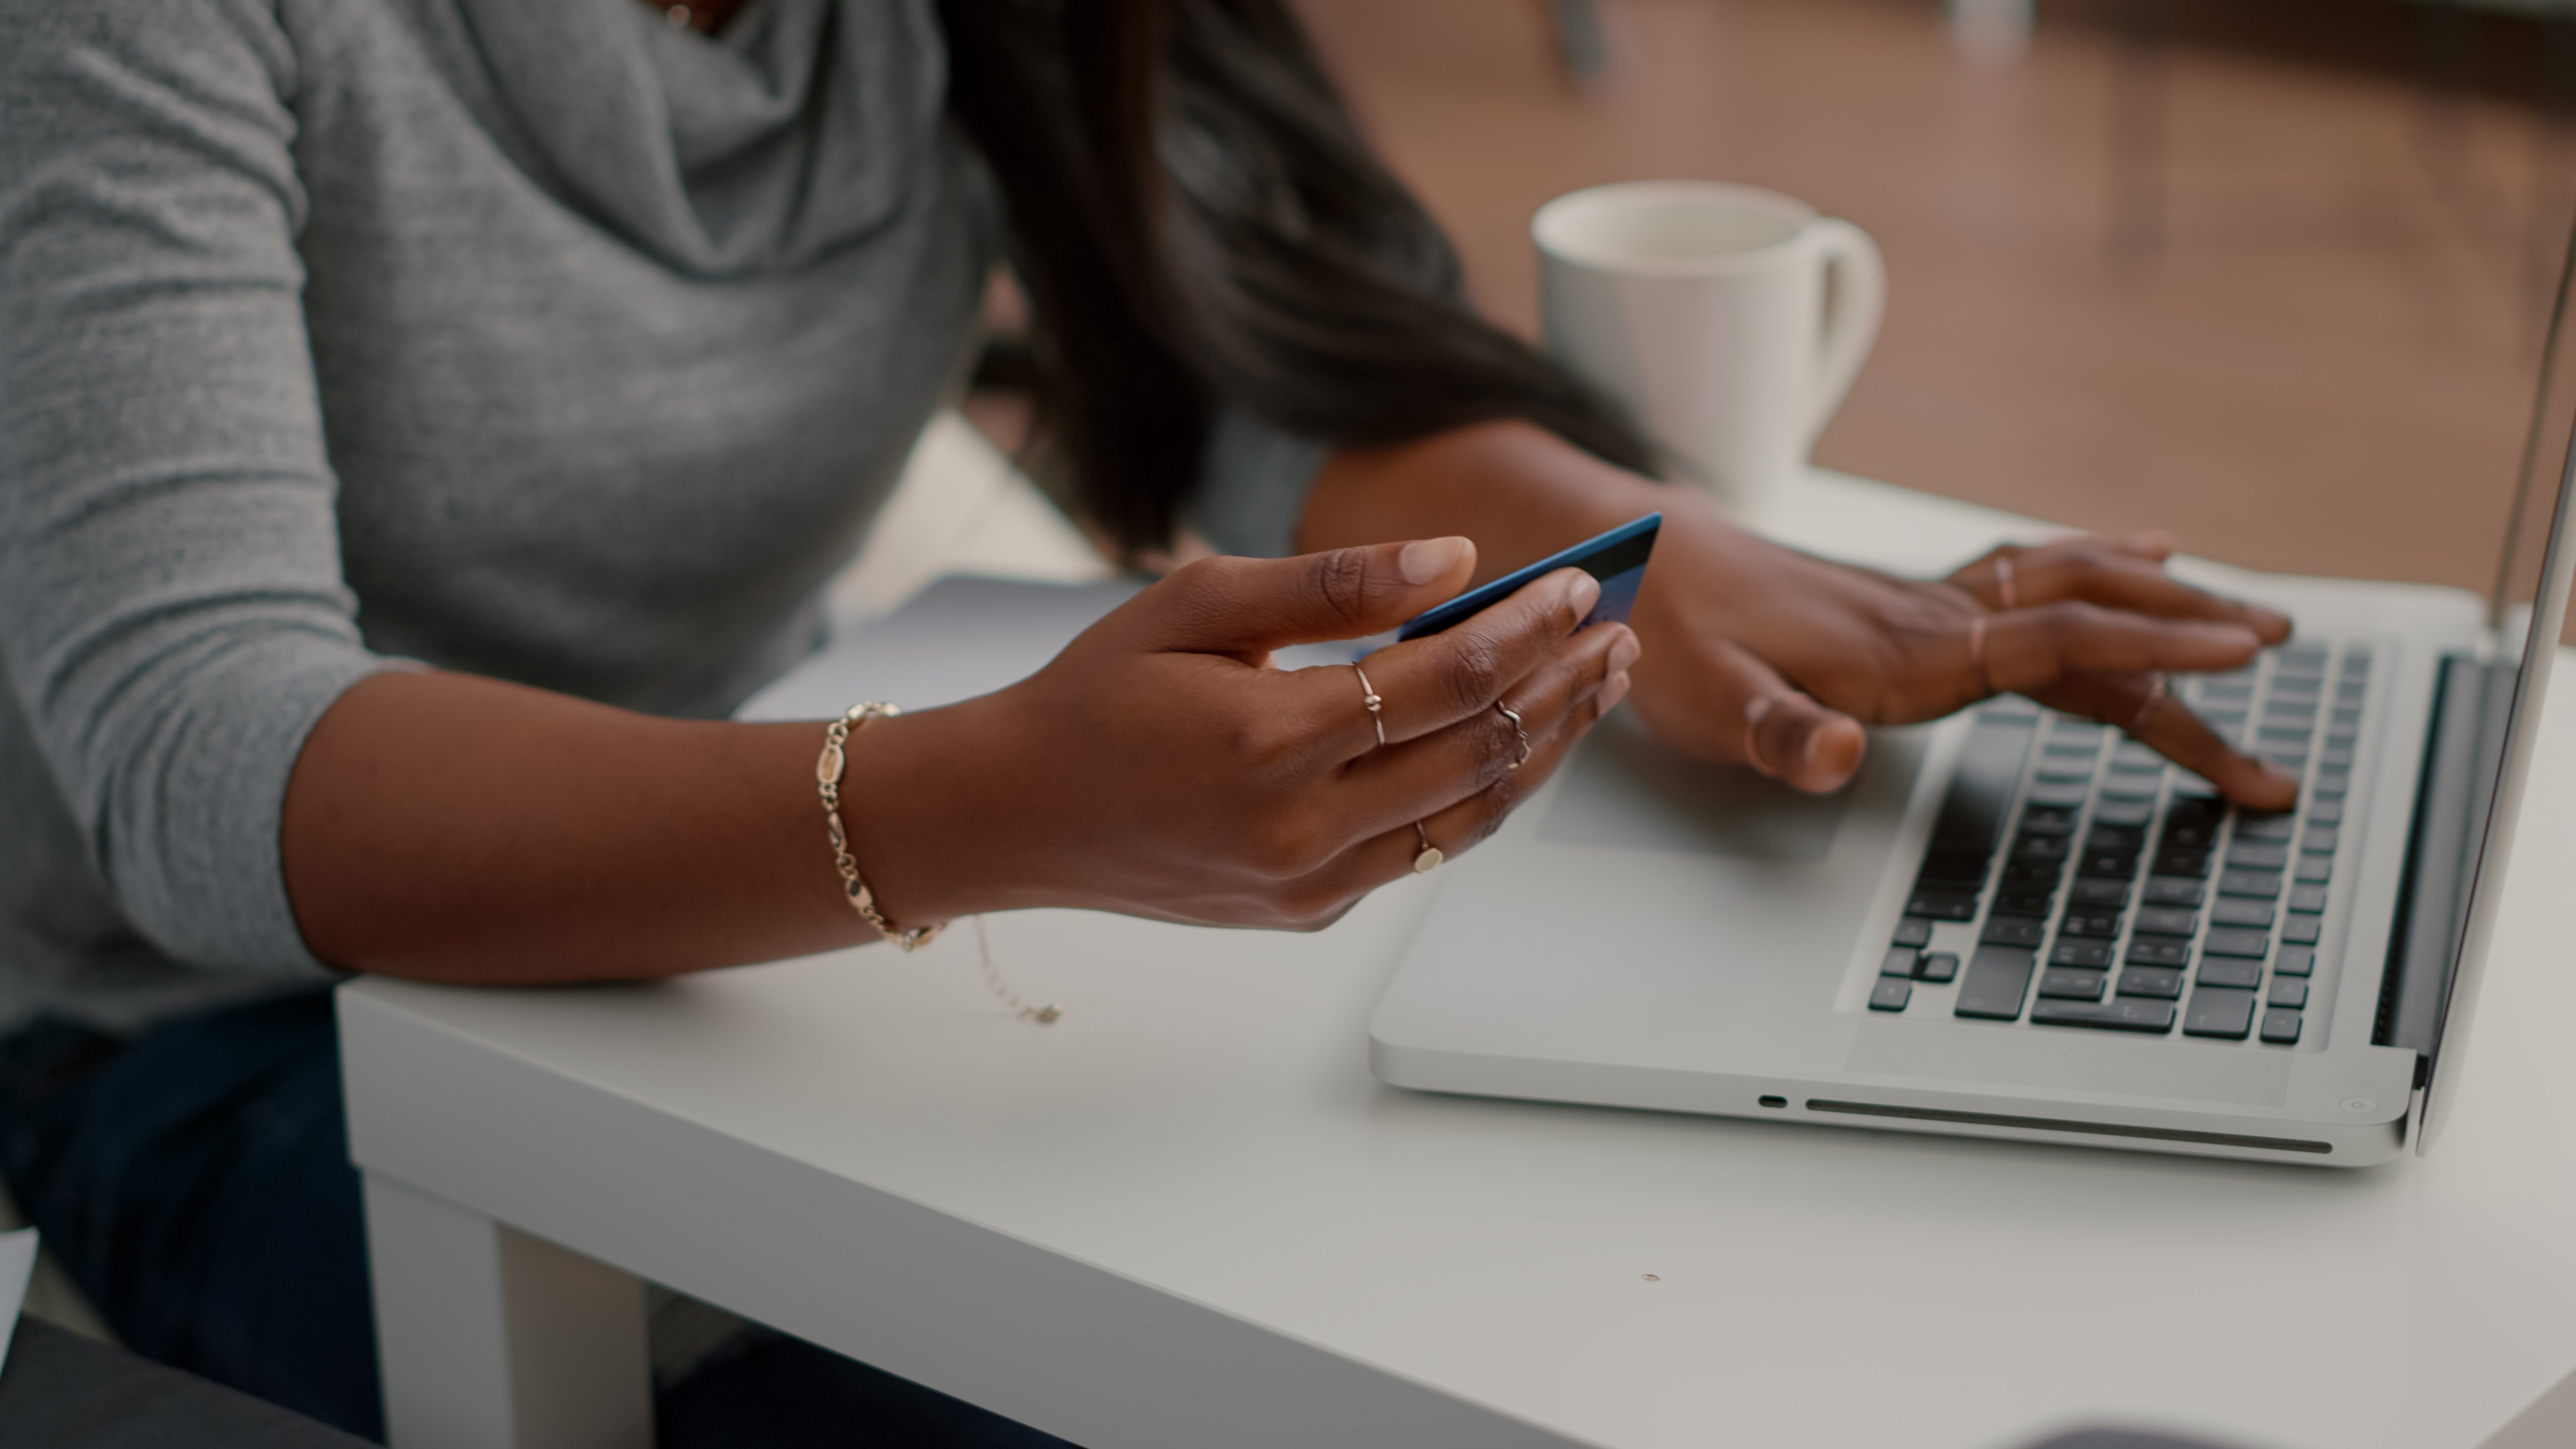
[{"x1": 2415, "y1": 219, "x2": 2576, "y2": 1154}]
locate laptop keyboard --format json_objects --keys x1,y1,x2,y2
[{"x1": 1868, "y1": 643, "x2": 2372, "y2": 1043}]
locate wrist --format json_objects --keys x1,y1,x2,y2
[{"x1": 831, "y1": 695, "x2": 1036, "y2": 930}]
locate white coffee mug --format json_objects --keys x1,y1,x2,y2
[{"x1": 1533, "y1": 181, "x2": 1886, "y2": 524}]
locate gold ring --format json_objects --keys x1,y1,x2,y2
[
  {"x1": 1413, "y1": 821, "x2": 1443, "y2": 874},
  {"x1": 1352, "y1": 663, "x2": 1387, "y2": 748},
  {"x1": 1496, "y1": 700, "x2": 1532, "y2": 771},
  {"x1": 2130, "y1": 673, "x2": 2168, "y2": 734}
]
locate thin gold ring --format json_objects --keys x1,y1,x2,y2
[
  {"x1": 1496, "y1": 700, "x2": 1532, "y2": 771},
  {"x1": 1412, "y1": 821, "x2": 1442, "y2": 874},
  {"x1": 1744, "y1": 696, "x2": 1776, "y2": 776},
  {"x1": 2130, "y1": 673, "x2": 2169, "y2": 734},
  {"x1": 1352, "y1": 663, "x2": 1387, "y2": 748},
  {"x1": 1994, "y1": 553, "x2": 2020, "y2": 612}
]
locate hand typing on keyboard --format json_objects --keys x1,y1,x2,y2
[{"x1": 1609, "y1": 512, "x2": 2301, "y2": 811}]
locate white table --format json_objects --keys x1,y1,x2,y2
[{"x1": 343, "y1": 466, "x2": 2576, "y2": 1449}]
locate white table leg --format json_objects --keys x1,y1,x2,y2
[{"x1": 365, "y1": 1171, "x2": 653, "y2": 1449}]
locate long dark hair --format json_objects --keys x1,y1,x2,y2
[{"x1": 935, "y1": 0, "x2": 1656, "y2": 556}]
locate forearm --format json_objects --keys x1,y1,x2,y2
[
  {"x1": 280, "y1": 670, "x2": 1012, "y2": 986},
  {"x1": 1300, "y1": 419, "x2": 1710, "y2": 578}
]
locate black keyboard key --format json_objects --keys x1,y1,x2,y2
[
  {"x1": 2116, "y1": 966, "x2": 2184, "y2": 1000},
  {"x1": 2295, "y1": 855, "x2": 2332, "y2": 884},
  {"x1": 1916, "y1": 951, "x2": 1960, "y2": 984},
  {"x1": 2308, "y1": 797, "x2": 2345, "y2": 823},
  {"x1": 2257, "y1": 723, "x2": 2313, "y2": 744},
  {"x1": 1870, "y1": 977, "x2": 1912, "y2": 1011},
  {"x1": 1893, "y1": 917, "x2": 1934, "y2": 948},
  {"x1": 2274, "y1": 946, "x2": 2316, "y2": 978},
  {"x1": 2197, "y1": 957, "x2": 2263, "y2": 990},
  {"x1": 2049, "y1": 939, "x2": 2114, "y2": 968},
  {"x1": 1882, "y1": 947, "x2": 1921, "y2": 978},
  {"x1": 2001, "y1": 862, "x2": 2063, "y2": 886},
  {"x1": 1995, "y1": 887, "x2": 2054, "y2": 917},
  {"x1": 2312, "y1": 771, "x2": 2350, "y2": 798},
  {"x1": 1955, "y1": 946, "x2": 2036, "y2": 1021},
  {"x1": 2332, "y1": 705, "x2": 2363, "y2": 727},
  {"x1": 2259, "y1": 1008, "x2": 2302, "y2": 1044},
  {"x1": 2226, "y1": 841, "x2": 2290, "y2": 871},
  {"x1": 2126, "y1": 939, "x2": 2191, "y2": 968},
  {"x1": 2013, "y1": 834, "x2": 2072, "y2": 864},
  {"x1": 2153, "y1": 847, "x2": 2212, "y2": 878},
  {"x1": 2184, "y1": 987, "x2": 2259, "y2": 1039},
  {"x1": 2060, "y1": 911, "x2": 2123, "y2": 939},
  {"x1": 1909, "y1": 891, "x2": 1980, "y2": 921},
  {"x1": 2038, "y1": 967, "x2": 2108, "y2": 1001},
  {"x1": 2267, "y1": 978, "x2": 2309, "y2": 1010},
  {"x1": 2018, "y1": 809, "x2": 2078, "y2": 837},
  {"x1": 2212, "y1": 898, "x2": 2276, "y2": 930},
  {"x1": 2032, "y1": 997, "x2": 2176, "y2": 1033},
  {"x1": 2035, "y1": 762, "x2": 2094, "y2": 784},
  {"x1": 2283, "y1": 916, "x2": 2322, "y2": 945},
  {"x1": 2319, "y1": 747, "x2": 2354, "y2": 770},
  {"x1": 2219, "y1": 869, "x2": 2282, "y2": 898},
  {"x1": 2288, "y1": 884, "x2": 2327, "y2": 914},
  {"x1": 2100, "y1": 777, "x2": 2161, "y2": 802},
  {"x1": 2070, "y1": 879, "x2": 2131, "y2": 908},
  {"x1": 2303, "y1": 825, "x2": 2341, "y2": 853},
  {"x1": 2085, "y1": 825, "x2": 2147, "y2": 852},
  {"x1": 2204, "y1": 927, "x2": 2270, "y2": 959},
  {"x1": 2133, "y1": 906, "x2": 2199, "y2": 937},
  {"x1": 2143, "y1": 876, "x2": 2205, "y2": 907},
  {"x1": 2092, "y1": 798, "x2": 2154, "y2": 826},
  {"x1": 1981, "y1": 917, "x2": 2045, "y2": 948},
  {"x1": 2079, "y1": 852, "x2": 2141, "y2": 880},
  {"x1": 2161, "y1": 819, "x2": 2220, "y2": 849},
  {"x1": 2027, "y1": 781, "x2": 2090, "y2": 809},
  {"x1": 2235, "y1": 815, "x2": 2296, "y2": 841}
]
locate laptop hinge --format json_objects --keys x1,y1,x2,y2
[{"x1": 2378, "y1": 652, "x2": 2512, "y2": 1071}]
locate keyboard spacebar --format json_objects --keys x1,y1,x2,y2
[{"x1": 2031, "y1": 999, "x2": 2176, "y2": 1033}]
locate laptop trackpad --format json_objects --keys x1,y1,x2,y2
[{"x1": 1538, "y1": 711, "x2": 1849, "y2": 862}]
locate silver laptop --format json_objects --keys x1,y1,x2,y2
[{"x1": 1368, "y1": 234, "x2": 2576, "y2": 1169}]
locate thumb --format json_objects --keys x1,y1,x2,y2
[
  {"x1": 1636, "y1": 638, "x2": 1867, "y2": 792},
  {"x1": 1145, "y1": 538, "x2": 1478, "y2": 654}
]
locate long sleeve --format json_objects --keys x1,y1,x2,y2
[{"x1": 0, "y1": 0, "x2": 394, "y2": 977}]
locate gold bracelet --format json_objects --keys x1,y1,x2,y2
[
  {"x1": 815, "y1": 704, "x2": 1062, "y2": 1023},
  {"x1": 816, "y1": 703, "x2": 942, "y2": 951}
]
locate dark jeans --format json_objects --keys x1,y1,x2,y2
[{"x1": 0, "y1": 987, "x2": 1074, "y2": 1448}]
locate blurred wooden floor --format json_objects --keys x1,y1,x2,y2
[{"x1": 1293, "y1": 0, "x2": 2576, "y2": 596}]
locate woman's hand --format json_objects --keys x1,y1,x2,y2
[
  {"x1": 1298, "y1": 422, "x2": 2301, "y2": 814},
  {"x1": 846, "y1": 538, "x2": 1638, "y2": 931},
  {"x1": 1622, "y1": 490, "x2": 2300, "y2": 810}
]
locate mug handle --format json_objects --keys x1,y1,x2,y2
[{"x1": 1804, "y1": 218, "x2": 1886, "y2": 447}]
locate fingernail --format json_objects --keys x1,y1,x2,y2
[
  {"x1": 2252, "y1": 607, "x2": 2293, "y2": 636},
  {"x1": 1563, "y1": 569, "x2": 1602, "y2": 616},
  {"x1": 1399, "y1": 536, "x2": 1472, "y2": 585},
  {"x1": 1597, "y1": 670, "x2": 1631, "y2": 712},
  {"x1": 1607, "y1": 628, "x2": 1641, "y2": 674}
]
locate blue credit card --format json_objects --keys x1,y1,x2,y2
[{"x1": 1394, "y1": 513, "x2": 1662, "y2": 643}]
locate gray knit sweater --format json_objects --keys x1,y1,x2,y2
[{"x1": 0, "y1": 0, "x2": 1319, "y2": 1034}]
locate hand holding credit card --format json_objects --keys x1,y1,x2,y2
[{"x1": 1396, "y1": 513, "x2": 1662, "y2": 642}]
